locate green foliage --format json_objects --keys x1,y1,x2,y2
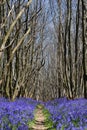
[
  {"x1": 27, "y1": 119, "x2": 35, "y2": 128},
  {"x1": 12, "y1": 125, "x2": 17, "y2": 130},
  {"x1": 42, "y1": 108, "x2": 51, "y2": 119},
  {"x1": 2, "y1": 116, "x2": 9, "y2": 124},
  {"x1": 72, "y1": 118, "x2": 80, "y2": 127},
  {"x1": 61, "y1": 125, "x2": 65, "y2": 130},
  {"x1": 45, "y1": 119, "x2": 53, "y2": 128},
  {"x1": 36, "y1": 104, "x2": 44, "y2": 109}
]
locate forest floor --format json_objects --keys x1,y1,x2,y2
[{"x1": 1, "y1": 98, "x2": 87, "y2": 129}]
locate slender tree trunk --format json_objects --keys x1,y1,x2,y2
[
  {"x1": 67, "y1": 0, "x2": 73, "y2": 98},
  {"x1": 74, "y1": 0, "x2": 80, "y2": 97},
  {"x1": 82, "y1": 0, "x2": 87, "y2": 98}
]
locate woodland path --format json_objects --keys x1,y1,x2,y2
[{"x1": 29, "y1": 104, "x2": 55, "y2": 130}]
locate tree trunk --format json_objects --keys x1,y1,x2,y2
[{"x1": 82, "y1": 0, "x2": 87, "y2": 98}]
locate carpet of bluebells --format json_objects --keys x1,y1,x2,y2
[
  {"x1": 0, "y1": 97, "x2": 87, "y2": 130},
  {"x1": 45, "y1": 98, "x2": 87, "y2": 130},
  {"x1": 0, "y1": 98, "x2": 39, "y2": 130}
]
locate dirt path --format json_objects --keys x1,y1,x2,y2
[{"x1": 29, "y1": 105, "x2": 53, "y2": 130}]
